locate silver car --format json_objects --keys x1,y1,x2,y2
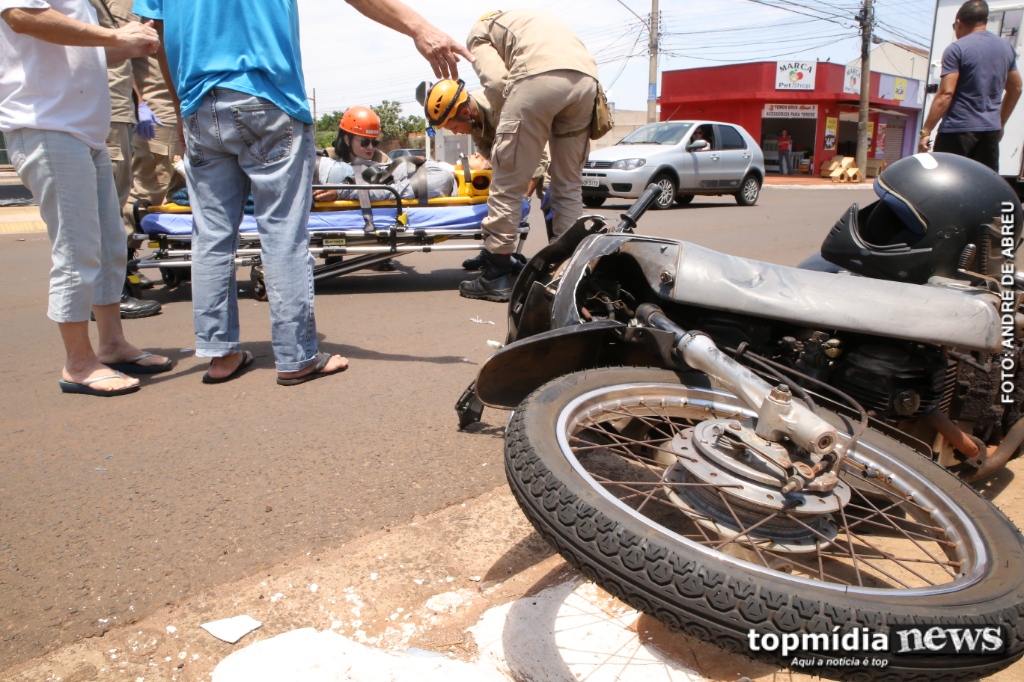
[{"x1": 582, "y1": 120, "x2": 765, "y2": 209}]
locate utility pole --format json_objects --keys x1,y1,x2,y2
[
  {"x1": 308, "y1": 88, "x2": 318, "y2": 128},
  {"x1": 647, "y1": 0, "x2": 659, "y2": 123},
  {"x1": 855, "y1": 0, "x2": 873, "y2": 182}
]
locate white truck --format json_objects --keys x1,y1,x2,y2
[{"x1": 924, "y1": 1, "x2": 1024, "y2": 191}]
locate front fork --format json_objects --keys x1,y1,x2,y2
[{"x1": 637, "y1": 304, "x2": 843, "y2": 491}]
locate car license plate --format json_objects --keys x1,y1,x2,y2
[
  {"x1": 323, "y1": 238, "x2": 346, "y2": 247},
  {"x1": 582, "y1": 176, "x2": 600, "y2": 188}
]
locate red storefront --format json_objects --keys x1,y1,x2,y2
[{"x1": 660, "y1": 61, "x2": 922, "y2": 175}]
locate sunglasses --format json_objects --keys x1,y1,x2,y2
[{"x1": 357, "y1": 137, "x2": 381, "y2": 148}]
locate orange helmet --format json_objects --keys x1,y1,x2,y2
[{"x1": 339, "y1": 106, "x2": 381, "y2": 138}]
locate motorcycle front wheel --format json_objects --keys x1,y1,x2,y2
[{"x1": 505, "y1": 367, "x2": 1024, "y2": 680}]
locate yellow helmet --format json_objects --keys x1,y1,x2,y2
[{"x1": 421, "y1": 79, "x2": 469, "y2": 128}]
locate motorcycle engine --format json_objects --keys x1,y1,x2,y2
[{"x1": 830, "y1": 344, "x2": 955, "y2": 422}]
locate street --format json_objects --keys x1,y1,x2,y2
[{"x1": 0, "y1": 186, "x2": 876, "y2": 672}]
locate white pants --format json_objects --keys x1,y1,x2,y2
[{"x1": 8, "y1": 129, "x2": 126, "y2": 323}]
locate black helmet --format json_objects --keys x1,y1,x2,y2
[{"x1": 821, "y1": 152, "x2": 1022, "y2": 284}]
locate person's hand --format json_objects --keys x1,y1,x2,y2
[
  {"x1": 413, "y1": 24, "x2": 474, "y2": 79},
  {"x1": 917, "y1": 133, "x2": 931, "y2": 153},
  {"x1": 314, "y1": 189, "x2": 340, "y2": 202},
  {"x1": 136, "y1": 102, "x2": 163, "y2": 140},
  {"x1": 113, "y1": 20, "x2": 159, "y2": 58}
]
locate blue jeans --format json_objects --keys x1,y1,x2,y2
[
  {"x1": 778, "y1": 149, "x2": 792, "y2": 175},
  {"x1": 8, "y1": 129, "x2": 125, "y2": 323},
  {"x1": 183, "y1": 88, "x2": 318, "y2": 372}
]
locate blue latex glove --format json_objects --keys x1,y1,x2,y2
[{"x1": 136, "y1": 102, "x2": 163, "y2": 140}]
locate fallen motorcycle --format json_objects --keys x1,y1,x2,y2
[{"x1": 458, "y1": 153, "x2": 1024, "y2": 678}]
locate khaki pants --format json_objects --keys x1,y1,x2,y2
[
  {"x1": 483, "y1": 70, "x2": 596, "y2": 254},
  {"x1": 125, "y1": 127, "x2": 183, "y2": 236},
  {"x1": 105, "y1": 121, "x2": 135, "y2": 246}
]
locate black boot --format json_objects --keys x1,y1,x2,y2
[
  {"x1": 90, "y1": 285, "x2": 162, "y2": 320},
  {"x1": 462, "y1": 252, "x2": 485, "y2": 271},
  {"x1": 465, "y1": 251, "x2": 526, "y2": 272},
  {"x1": 459, "y1": 251, "x2": 513, "y2": 302},
  {"x1": 118, "y1": 282, "x2": 162, "y2": 319}
]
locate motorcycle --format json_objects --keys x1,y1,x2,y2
[{"x1": 456, "y1": 183, "x2": 1024, "y2": 678}]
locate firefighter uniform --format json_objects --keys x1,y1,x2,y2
[
  {"x1": 89, "y1": 0, "x2": 137, "y2": 243},
  {"x1": 467, "y1": 9, "x2": 598, "y2": 254},
  {"x1": 126, "y1": 52, "x2": 184, "y2": 233},
  {"x1": 468, "y1": 88, "x2": 549, "y2": 196}
]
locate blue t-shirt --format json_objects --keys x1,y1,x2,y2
[
  {"x1": 940, "y1": 30, "x2": 1018, "y2": 133},
  {"x1": 132, "y1": 0, "x2": 312, "y2": 124}
]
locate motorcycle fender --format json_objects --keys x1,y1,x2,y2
[{"x1": 475, "y1": 320, "x2": 627, "y2": 409}]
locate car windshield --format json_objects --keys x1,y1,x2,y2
[{"x1": 619, "y1": 122, "x2": 693, "y2": 146}]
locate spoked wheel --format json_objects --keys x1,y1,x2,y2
[{"x1": 506, "y1": 367, "x2": 1024, "y2": 679}]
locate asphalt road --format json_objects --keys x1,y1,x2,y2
[{"x1": 0, "y1": 185, "x2": 875, "y2": 671}]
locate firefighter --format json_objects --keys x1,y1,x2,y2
[{"x1": 422, "y1": 9, "x2": 598, "y2": 302}]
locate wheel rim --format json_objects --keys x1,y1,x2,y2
[
  {"x1": 656, "y1": 179, "x2": 675, "y2": 207},
  {"x1": 743, "y1": 179, "x2": 759, "y2": 203},
  {"x1": 555, "y1": 382, "x2": 988, "y2": 596}
]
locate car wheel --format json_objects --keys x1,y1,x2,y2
[
  {"x1": 582, "y1": 196, "x2": 606, "y2": 208},
  {"x1": 735, "y1": 174, "x2": 761, "y2": 206},
  {"x1": 651, "y1": 173, "x2": 677, "y2": 210},
  {"x1": 675, "y1": 194, "x2": 695, "y2": 206}
]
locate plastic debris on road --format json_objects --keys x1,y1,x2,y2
[
  {"x1": 211, "y1": 628, "x2": 508, "y2": 682},
  {"x1": 470, "y1": 317, "x2": 495, "y2": 325},
  {"x1": 201, "y1": 615, "x2": 263, "y2": 644}
]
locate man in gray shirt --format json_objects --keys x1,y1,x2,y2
[{"x1": 919, "y1": 0, "x2": 1022, "y2": 171}]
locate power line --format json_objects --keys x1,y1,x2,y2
[{"x1": 744, "y1": 0, "x2": 855, "y2": 28}]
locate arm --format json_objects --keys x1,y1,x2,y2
[
  {"x1": 1001, "y1": 70, "x2": 1022, "y2": 137},
  {"x1": 467, "y1": 26, "x2": 508, "y2": 113},
  {"x1": 344, "y1": 0, "x2": 472, "y2": 79},
  {"x1": 2, "y1": 7, "x2": 158, "y2": 62},
  {"x1": 919, "y1": 72, "x2": 958, "y2": 152}
]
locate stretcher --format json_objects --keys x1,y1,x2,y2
[{"x1": 132, "y1": 167, "x2": 529, "y2": 301}]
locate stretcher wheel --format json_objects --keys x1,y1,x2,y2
[
  {"x1": 160, "y1": 267, "x2": 186, "y2": 289},
  {"x1": 251, "y1": 266, "x2": 268, "y2": 302}
]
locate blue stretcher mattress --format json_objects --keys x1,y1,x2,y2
[{"x1": 141, "y1": 201, "x2": 529, "y2": 237}]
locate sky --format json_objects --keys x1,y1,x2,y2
[{"x1": 296, "y1": 0, "x2": 939, "y2": 120}]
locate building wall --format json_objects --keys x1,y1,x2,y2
[
  {"x1": 661, "y1": 61, "x2": 923, "y2": 174},
  {"x1": 592, "y1": 109, "x2": 647, "y2": 150},
  {"x1": 847, "y1": 42, "x2": 929, "y2": 81}
]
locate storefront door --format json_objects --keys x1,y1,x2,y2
[{"x1": 761, "y1": 105, "x2": 818, "y2": 173}]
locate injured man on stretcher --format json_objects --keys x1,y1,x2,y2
[{"x1": 313, "y1": 104, "x2": 490, "y2": 203}]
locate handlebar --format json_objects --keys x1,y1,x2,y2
[
  {"x1": 614, "y1": 183, "x2": 662, "y2": 233},
  {"x1": 636, "y1": 303, "x2": 684, "y2": 340}
]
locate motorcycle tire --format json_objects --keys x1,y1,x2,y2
[{"x1": 505, "y1": 367, "x2": 1024, "y2": 680}]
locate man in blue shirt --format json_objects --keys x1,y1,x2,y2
[
  {"x1": 919, "y1": 0, "x2": 1022, "y2": 172},
  {"x1": 134, "y1": 0, "x2": 470, "y2": 385}
]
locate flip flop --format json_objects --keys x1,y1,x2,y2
[
  {"x1": 106, "y1": 352, "x2": 173, "y2": 375},
  {"x1": 277, "y1": 352, "x2": 348, "y2": 386},
  {"x1": 202, "y1": 351, "x2": 255, "y2": 384},
  {"x1": 59, "y1": 372, "x2": 140, "y2": 397}
]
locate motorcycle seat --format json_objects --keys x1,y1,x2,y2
[{"x1": 658, "y1": 241, "x2": 1002, "y2": 352}]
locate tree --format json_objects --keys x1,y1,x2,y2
[
  {"x1": 316, "y1": 110, "x2": 343, "y2": 133},
  {"x1": 371, "y1": 100, "x2": 425, "y2": 141}
]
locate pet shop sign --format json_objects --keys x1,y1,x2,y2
[{"x1": 776, "y1": 61, "x2": 816, "y2": 90}]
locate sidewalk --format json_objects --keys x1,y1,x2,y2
[
  {"x1": 0, "y1": 206, "x2": 44, "y2": 234},
  {"x1": 5, "y1": 475, "x2": 1024, "y2": 682},
  {"x1": 763, "y1": 174, "x2": 874, "y2": 189}
]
